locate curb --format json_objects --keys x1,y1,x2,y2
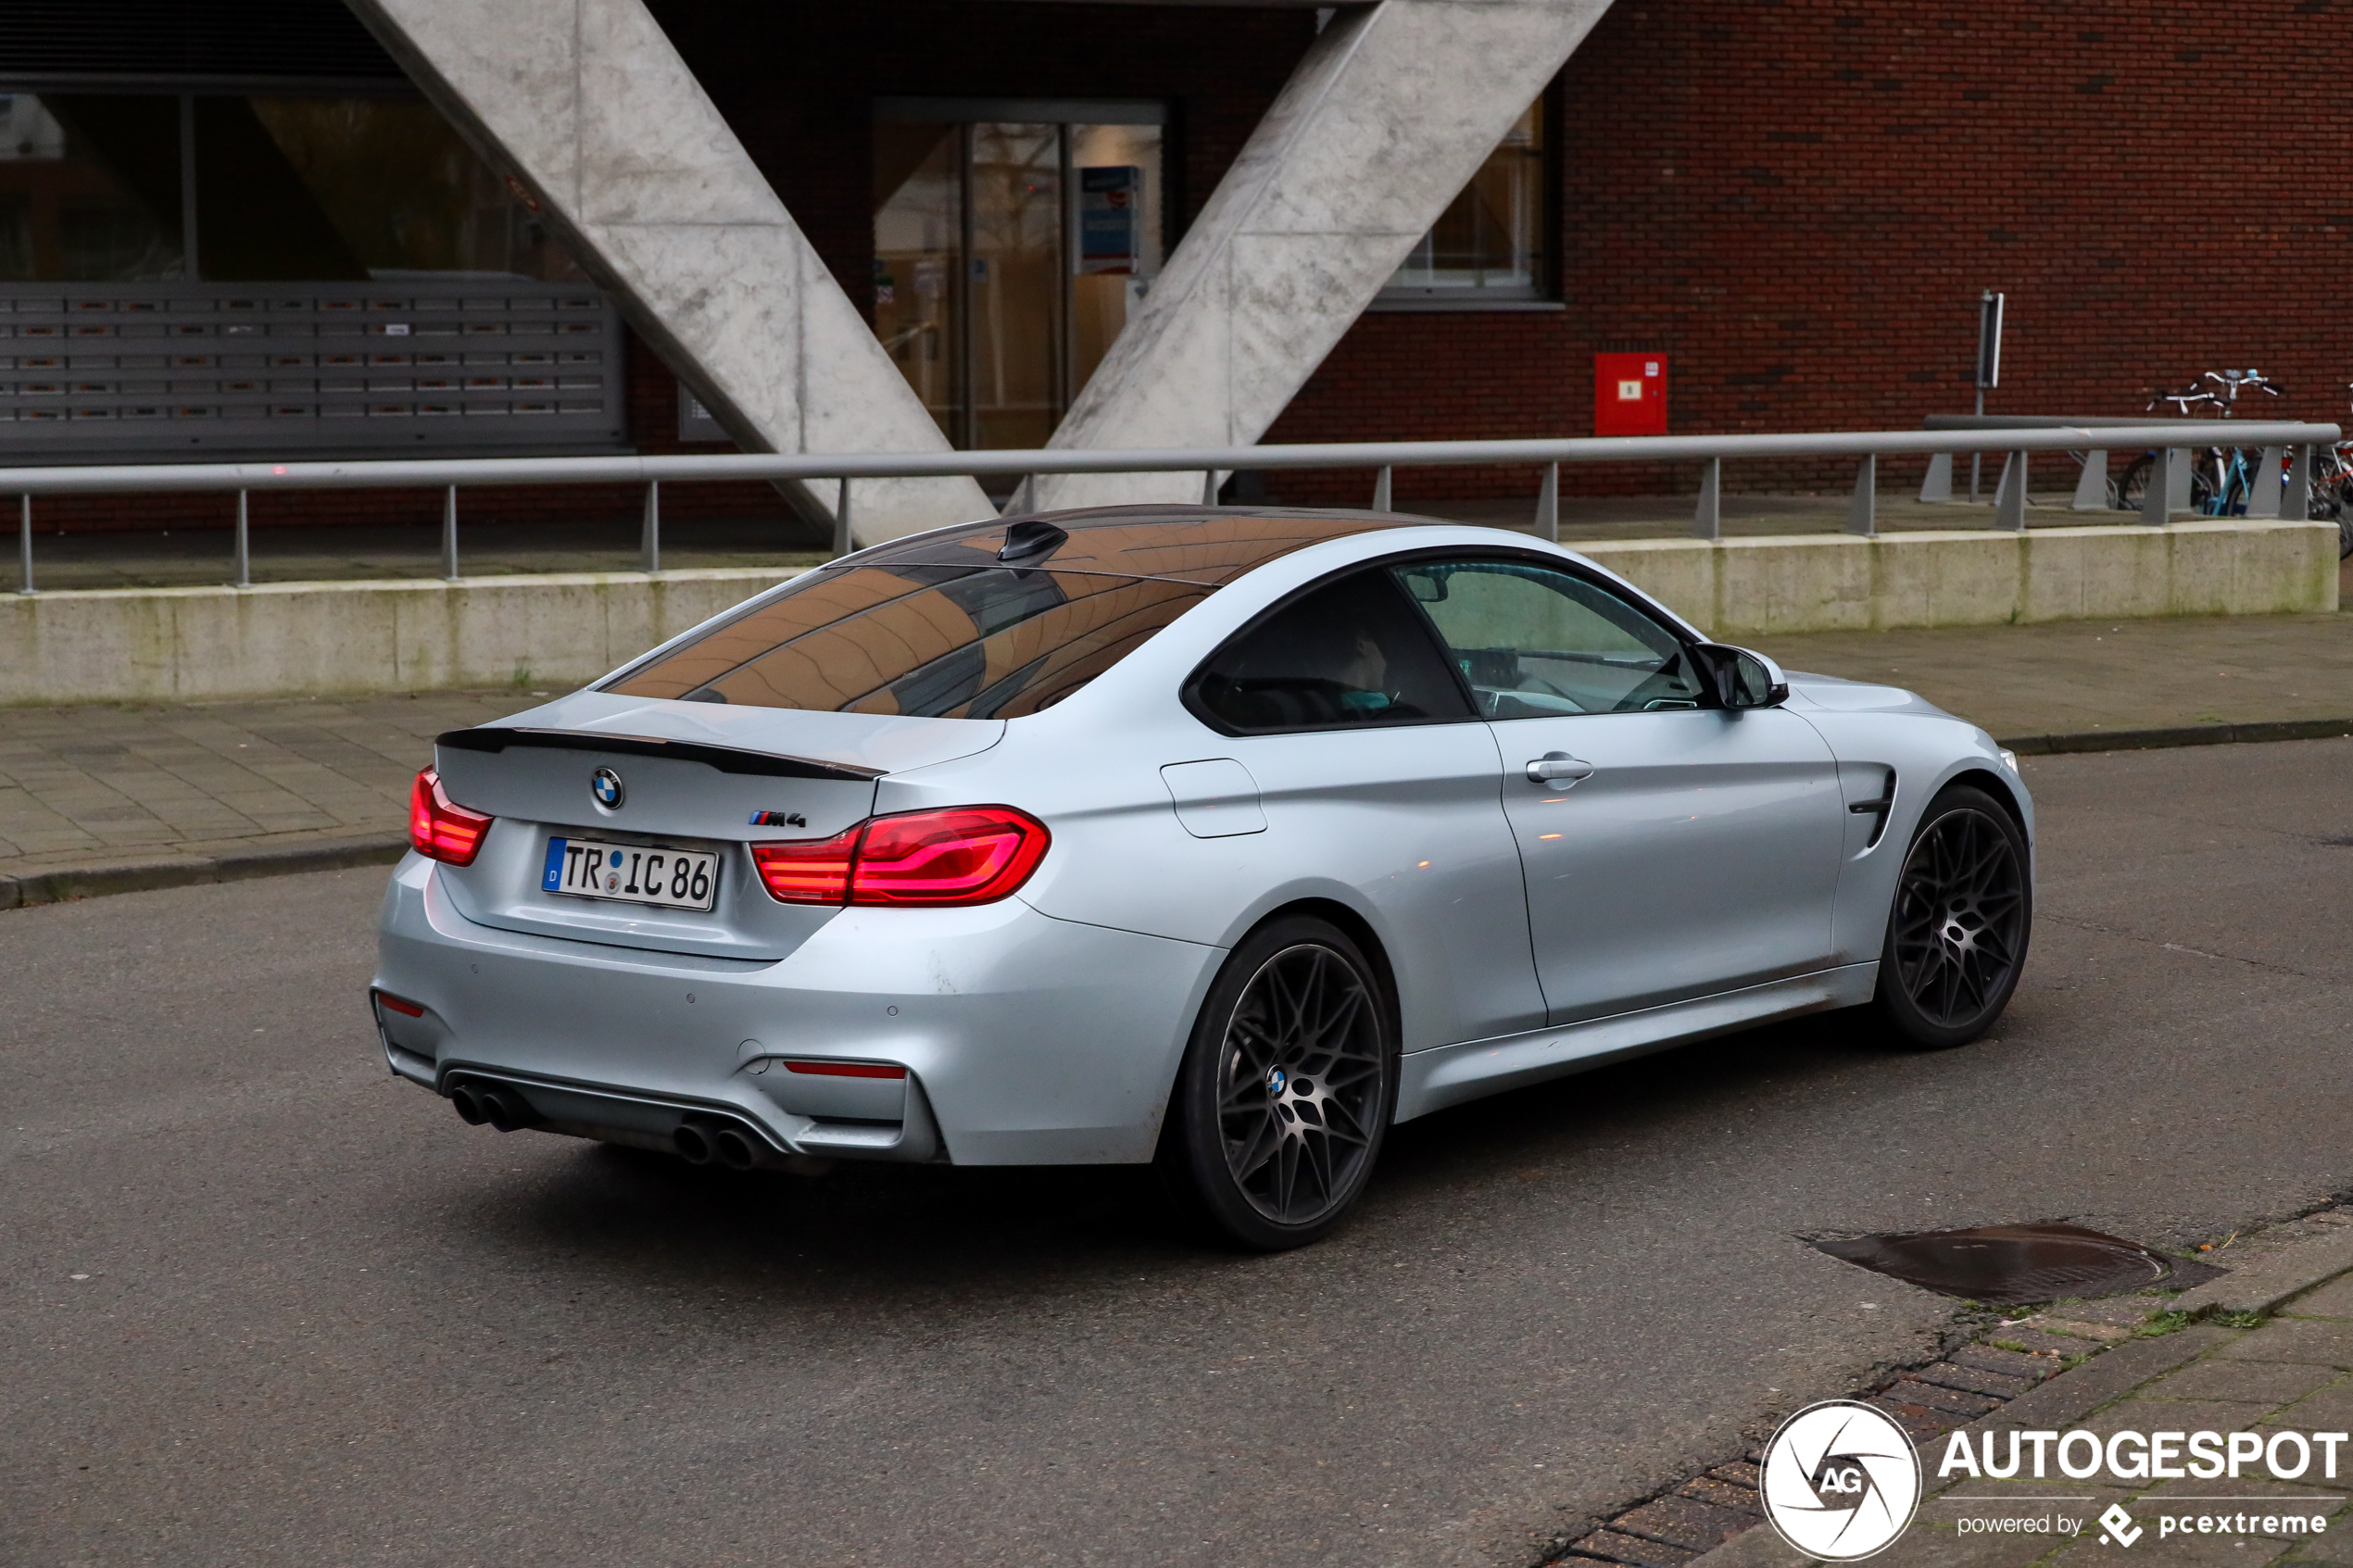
[
  {"x1": 2001, "y1": 717, "x2": 2353, "y2": 756},
  {"x1": 2171, "y1": 1224, "x2": 2353, "y2": 1317},
  {"x1": 0, "y1": 833, "x2": 408, "y2": 910},
  {"x1": 1670, "y1": 1224, "x2": 2353, "y2": 1568}
]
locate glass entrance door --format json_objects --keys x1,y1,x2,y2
[{"x1": 873, "y1": 104, "x2": 1161, "y2": 451}]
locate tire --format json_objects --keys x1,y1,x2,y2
[
  {"x1": 2116, "y1": 453, "x2": 2215, "y2": 515},
  {"x1": 1873, "y1": 785, "x2": 2032, "y2": 1049},
  {"x1": 1155, "y1": 915, "x2": 1398, "y2": 1251},
  {"x1": 2115, "y1": 454, "x2": 2152, "y2": 512}
]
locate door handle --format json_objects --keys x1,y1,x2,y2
[{"x1": 1525, "y1": 752, "x2": 1595, "y2": 784}]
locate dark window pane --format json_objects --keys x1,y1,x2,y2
[
  {"x1": 605, "y1": 563, "x2": 1211, "y2": 719},
  {"x1": 1396, "y1": 558, "x2": 1704, "y2": 717},
  {"x1": 245, "y1": 98, "x2": 582, "y2": 281},
  {"x1": 0, "y1": 94, "x2": 183, "y2": 282},
  {"x1": 1190, "y1": 569, "x2": 1474, "y2": 733}
]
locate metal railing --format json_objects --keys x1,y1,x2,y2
[
  {"x1": 1912, "y1": 415, "x2": 2310, "y2": 513},
  {"x1": 7, "y1": 420, "x2": 2339, "y2": 593}
]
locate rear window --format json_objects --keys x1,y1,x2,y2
[
  {"x1": 605, "y1": 508, "x2": 1428, "y2": 719},
  {"x1": 606, "y1": 562, "x2": 1212, "y2": 719}
]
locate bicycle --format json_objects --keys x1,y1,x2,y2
[{"x1": 2116, "y1": 370, "x2": 2282, "y2": 517}]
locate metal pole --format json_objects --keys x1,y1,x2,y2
[
  {"x1": 833, "y1": 477, "x2": 852, "y2": 558},
  {"x1": 2070, "y1": 450, "x2": 2111, "y2": 511},
  {"x1": 1969, "y1": 287, "x2": 2003, "y2": 502},
  {"x1": 2139, "y1": 448, "x2": 2174, "y2": 526},
  {"x1": 1202, "y1": 470, "x2": 1220, "y2": 505},
  {"x1": 15, "y1": 494, "x2": 29, "y2": 595},
  {"x1": 2286, "y1": 444, "x2": 2313, "y2": 522},
  {"x1": 2246, "y1": 446, "x2": 2285, "y2": 520},
  {"x1": 1992, "y1": 450, "x2": 2028, "y2": 531},
  {"x1": 1844, "y1": 454, "x2": 1876, "y2": 536},
  {"x1": 442, "y1": 484, "x2": 459, "y2": 580},
  {"x1": 1371, "y1": 464, "x2": 1391, "y2": 511},
  {"x1": 1918, "y1": 453, "x2": 1954, "y2": 504},
  {"x1": 1692, "y1": 457, "x2": 1721, "y2": 541},
  {"x1": 1969, "y1": 391, "x2": 1984, "y2": 503},
  {"x1": 233, "y1": 487, "x2": 249, "y2": 587},
  {"x1": 1534, "y1": 462, "x2": 1558, "y2": 542},
  {"x1": 640, "y1": 479, "x2": 661, "y2": 573}
]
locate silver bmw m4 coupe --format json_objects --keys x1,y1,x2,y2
[{"x1": 373, "y1": 506, "x2": 2032, "y2": 1249}]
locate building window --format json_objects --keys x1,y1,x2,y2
[
  {"x1": 1378, "y1": 93, "x2": 1551, "y2": 307},
  {"x1": 873, "y1": 98, "x2": 1164, "y2": 450},
  {"x1": 0, "y1": 94, "x2": 184, "y2": 282},
  {"x1": 0, "y1": 89, "x2": 618, "y2": 458},
  {"x1": 0, "y1": 90, "x2": 579, "y2": 283}
]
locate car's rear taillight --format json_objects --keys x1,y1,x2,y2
[
  {"x1": 409, "y1": 767, "x2": 492, "y2": 865},
  {"x1": 751, "y1": 806, "x2": 1050, "y2": 908},
  {"x1": 849, "y1": 807, "x2": 1050, "y2": 904},
  {"x1": 750, "y1": 828, "x2": 859, "y2": 903}
]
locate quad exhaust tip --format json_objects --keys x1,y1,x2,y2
[
  {"x1": 674, "y1": 1117, "x2": 765, "y2": 1171},
  {"x1": 448, "y1": 1084, "x2": 763, "y2": 1168},
  {"x1": 447, "y1": 1081, "x2": 536, "y2": 1134}
]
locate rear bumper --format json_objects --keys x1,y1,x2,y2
[{"x1": 372, "y1": 853, "x2": 1219, "y2": 1164}]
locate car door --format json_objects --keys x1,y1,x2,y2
[
  {"x1": 1392, "y1": 555, "x2": 1845, "y2": 1025},
  {"x1": 1184, "y1": 564, "x2": 1549, "y2": 1052}
]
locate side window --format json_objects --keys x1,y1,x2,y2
[
  {"x1": 1189, "y1": 568, "x2": 1476, "y2": 734},
  {"x1": 1392, "y1": 558, "x2": 1705, "y2": 718}
]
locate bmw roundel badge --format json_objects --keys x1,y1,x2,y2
[{"x1": 590, "y1": 766, "x2": 625, "y2": 809}]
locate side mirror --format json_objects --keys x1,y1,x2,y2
[{"x1": 1692, "y1": 643, "x2": 1790, "y2": 709}]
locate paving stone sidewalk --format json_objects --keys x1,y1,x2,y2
[
  {"x1": 0, "y1": 689, "x2": 531, "y2": 905},
  {"x1": 3, "y1": 608, "x2": 2349, "y2": 907},
  {"x1": 1555, "y1": 1210, "x2": 2353, "y2": 1568}
]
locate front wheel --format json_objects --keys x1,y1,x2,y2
[
  {"x1": 1874, "y1": 784, "x2": 2032, "y2": 1049},
  {"x1": 1156, "y1": 916, "x2": 1397, "y2": 1251}
]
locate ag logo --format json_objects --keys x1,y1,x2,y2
[
  {"x1": 590, "y1": 767, "x2": 625, "y2": 810},
  {"x1": 1760, "y1": 1399, "x2": 1921, "y2": 1561}
]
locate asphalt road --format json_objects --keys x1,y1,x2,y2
[{"x1": 5, "y1": 738, "x2": 2349, "y2": 1568}]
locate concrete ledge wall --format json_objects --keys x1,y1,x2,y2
[
  {"x1": 0, "y1": 521, "x2": 2334, "y2": 705},
  {"x1": 0, "y1": 568, "x2": 799, "y2": 705},
  {"x1": 1580, "y1": 519, "x2": 2339, "y2": 638}
]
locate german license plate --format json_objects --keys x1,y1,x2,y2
[{"x1": 543, "y1": 836, "x2": 719, "y2": 912}]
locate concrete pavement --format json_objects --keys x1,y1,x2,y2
[{"x1": 3, "y1": 737, "x2": 2351, "y2": 1567}]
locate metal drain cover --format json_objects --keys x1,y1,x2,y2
[{"x1": 1812, "y1": 1222, "x2": 2228, "y2": 1306}]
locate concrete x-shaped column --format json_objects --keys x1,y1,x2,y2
[
  {"x1": 1033, "y1": 0, "x2": 1613, "y2": 511},
  {"x1": 345, "y1": 0, "x2": 991, "y2": 546}
]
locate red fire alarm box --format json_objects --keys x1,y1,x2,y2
[{"x1": 1594, "y1": 352, "x2": 1667, "y2": 437}]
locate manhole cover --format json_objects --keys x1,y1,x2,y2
[{"x1": 1812, "y1": 1222, "x2": 2227, "y2": 1306}]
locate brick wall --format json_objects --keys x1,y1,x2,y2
[{"x1": 1265, "y1": 0, "x2": 2353, "y2": 503}]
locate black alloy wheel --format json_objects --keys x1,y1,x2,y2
[
  {"x1": 1157, "y1": 916, "x2": 1396, "y2": 1250},
  {"x1": 1875, "y1": 784, "x2": 2032, "y2": 1049}
]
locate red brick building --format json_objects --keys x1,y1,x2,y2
[{"x1": 4, "y1": 0, "x2": 2344, "y2": 529}]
